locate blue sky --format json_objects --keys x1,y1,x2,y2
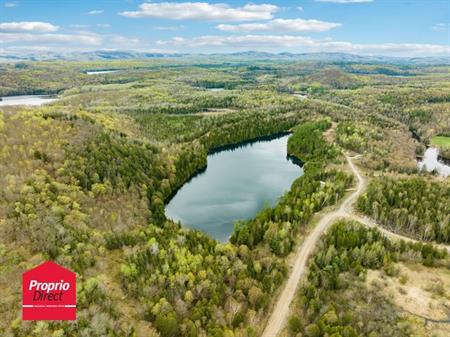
[{"x1": 0, "y1": 0, "x2": 449, "y2": 56}]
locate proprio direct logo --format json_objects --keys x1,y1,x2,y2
[{"x1": 22, "y1": 261, "x2": 76, "y2": 320}]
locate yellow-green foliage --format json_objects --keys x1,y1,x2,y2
[
  {"x1": 1, "y1": 59, "x2": 449, "y2": 337},
  {"x1": 431, "y1": 136, "x2": 450, "y2": 159},
  {"x1": 431, "y1": 135, "x2": 450, "y2": 147},
  {"x1": 0, "y1": 104, "x2": 333, "y2": 337},
  {"x1": 358, "y1": 176, "x2": 450, "y2": 243},
  {"x1": 0, "y1": 111, "x2": 4, "y2": 132},
  {"x1": 285, "y1": 220, "x2": 448, "y2": 337}
]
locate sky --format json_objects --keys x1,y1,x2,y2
[{"x1": 0, "y1": 0, "x2": 449, "y2": 57}]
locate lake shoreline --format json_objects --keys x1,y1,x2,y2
[
  {"x1": 208, "y1": 131, "x2": 293, "y2": 155},
  {"x1": 165, "y1": 130, "x2": 304, "y2": 206},
  {"x1": 164, "y1": 164, "x2": 207, "y2": 205},
  {"x1": 165, "y1": 132, "x2": 304, "y2": 241}
]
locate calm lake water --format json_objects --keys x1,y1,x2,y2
[
  {"x1": 0, "y1": 95, "x2": 57, "y2": 106},
  {"x1": 165, "y1": 135, "x2": 303, "y2": 241},
  {"x1": 418, "y1": 147, "x2": 450, "y2": 177}
]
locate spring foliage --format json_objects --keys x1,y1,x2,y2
[
  {"x1": 358, "y1": 177, "x2": 450, "y2": 243},
  {"x1": 287, "y1": 220, "x2": 447, "y2": 337}
]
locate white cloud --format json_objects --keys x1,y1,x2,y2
[
  {"x1": 0, "y1": 32, "x2": 101, "y2": 45},
  {"x1": 155, "y1": 25, "x2": 185, "y2": 31},
  {"x1": 109, "y1": 35, "x2": 140, "y2": 46},
  {"x1": 4, "y1": 2, "x2": 17, "y2": 8},
  {"x1": 0, "y1": 22, "x2": 144, "y2": 51},
  {"x1": 432, "y1": 23, "x2": 448, "y2": 32},
  {"x1": 88, "y1": 10, "x2": 104, "y2": 15},
  {"x1": 297, "y1": 6, "x2": 303, "y2": 11},
  {"x1": 119, "y1": 2, "x2": 279, "y2": 22},
  {"x1": 0, "y1": 45, "x2": 99, "y2": 54},
  {"x1": 157, "y1": 35, "x2": 313, "y2": 48},
  {"x1": 0, "y1": 21, "x2": 59, "y2": 32},
  {"x1": 157, "y1": 34, "x2": 450, "y2": 56},
  {"x1": 217, "y1": 19, "x2": 341, "y2": 33},
  {"x1": 0, "y1": 22, "x2": 144, "y2": 52},
  {"x1": 71, "y1": 24, "x2": 90, "y2": 29},
  {"x1": 316, "y1": 0, "x2": 373, "y2": 3}
]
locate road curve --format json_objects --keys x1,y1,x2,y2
[
  {"x1": 261, "y1": 155, "x2": 363, "y2": 337},
  {"x1": 261, "y1": 155, "x2": 450, "y2": 337}
]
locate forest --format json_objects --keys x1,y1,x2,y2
[
  {"x1": 0, "y1": 64, "x2": 352, "y2": 336},
  {"x1": 0, "y1": 58, "x2": 449, "y2": 337},
  {"x1": 285, "y1": 220, "x2": 448, "y2": 337},
  {"x1": 0, "y1": 115, "x2": 346, "y2": 337},
  {"x1": 357, "y1": 177, "x2": 450, "y2": 243}
]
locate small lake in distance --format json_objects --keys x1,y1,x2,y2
[
  {"x1": 0, "y1": 95, "x2": 57, "y2": 106},
  {"x1": 86, "y1": 70, "x2": 119, "y2": 75},
  {"x1": 165, "y1": 134, "x2": 303, "y2": 242}
]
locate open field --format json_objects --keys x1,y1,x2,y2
[
  {"x1": 367, "y1": 263, "x2": 450, "y2": 337},
  {"x1": 432, "y1": 136, "x2": 450, "y2": 147}
]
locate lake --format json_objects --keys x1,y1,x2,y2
[
  {"x1": 0, "y1": 95, "x2": 57, "y2": 106},
  {"x1": 418, "y1": 147, "x2": 450, "y2": 177},
  {"x1": 206, "y1": 88, "x2": 225, "y2": 92},
  {"x1": 292, "y1": 93, "x2": 308, "y2": 100},
  {"x1": 165, "y1": 134, "x2": 303, "y2": 241},
  {"x1": 86, "y1": 70, "x2": 119, "y2": 75}
]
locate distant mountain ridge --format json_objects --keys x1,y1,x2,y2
[{"x1": 0, "y1": 50, "x2": 448, "y2": 65}]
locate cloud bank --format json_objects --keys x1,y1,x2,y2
[
  {"x1": 0, "y1": 32, "x2": 101, "y2": 45},
  {"x1": 217, "y1": 19, "x2": 341, "y2": 33},
  {"x1": 0, "y1": 21, "x2": 103, "y2": 46},
  {"x1": 120, "y1": 2, "x2": 279, "y2": 21},
  {"x1": 315, "y1": 0, "x2": 373, "y2": 3},
  {"x1": 0, "y1": 21, "x2": 59, "y2": 32},
  {"x1": 157, "y1": 34, "x2": 449, "y2": 56}
]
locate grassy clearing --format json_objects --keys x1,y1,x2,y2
[
  {"x1": 431, "y1": 136, "x2": 450, "y2": 147},
  {"x1": 366, "y1": 262, "x2": 450, "y2": 337}
]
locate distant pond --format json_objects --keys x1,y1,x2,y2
[
  {"x1": 85, "y1": 70, "x2": 119, "y2": 75},
  {"x1": 165, "y1": 134, "x2": 303, "y2": 241},
  {"x1": 206, "y1": 88, "x2": 225, "y2": 92},
  {"x1": 0, "y1": 95, "x2": 57, "y2": 106}
]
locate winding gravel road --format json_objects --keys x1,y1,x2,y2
[{"x1": 261, "y1": 154, "x2": 450, "y2": 337}]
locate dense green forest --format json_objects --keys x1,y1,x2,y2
[
  {"x1": 1, "y1": 59, "x2": 449, "y2": 337},
  {"x1": 286, "y1": 220, "x2": 448, "y2": 337},
  {"x1": 357, "y1": 177, "x2": 450, "y2": 243}
]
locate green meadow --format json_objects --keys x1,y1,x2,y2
[{"x1": 431, "y1": 136, "x2": 450, "y2": 147}]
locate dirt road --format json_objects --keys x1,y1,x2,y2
[
  {"x1": 261, "y1": 155, "x2": 450, "y2": 337},
  {"x1": 261, "y1": 155, "x2": 363, "y2": 337}
]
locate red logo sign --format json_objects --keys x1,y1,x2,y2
[{"x1": 22, "y1": 261, "x2": 76, "y2": 320}]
